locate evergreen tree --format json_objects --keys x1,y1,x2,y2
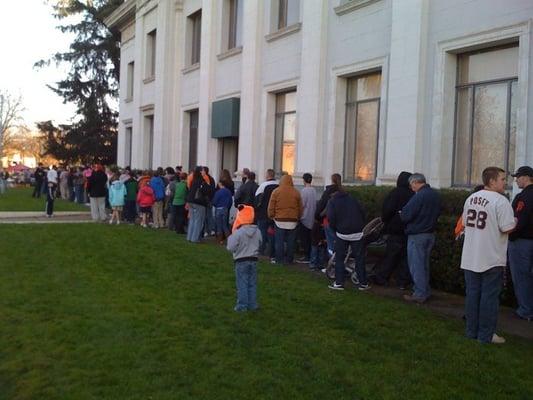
[{"x1": 36, "y1": 0, "x2": 123, "y2": 165}]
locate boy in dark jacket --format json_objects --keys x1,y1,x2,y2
[
  {"x1": 374, "y1": 171, "x2": 414, "y2": 289},
  {"x1": 327, "y1": 187, "x2": 369, "y2": 291},
  {"x1": 213, "y1": 180, "x2": 233, "y2": 243},
  {"x1": 227, "y1": 205, "x2": 262, "y2": 311}
]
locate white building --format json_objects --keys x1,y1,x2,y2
[{"x1": 106, "y1": 0, "x2": 533, "y2": 187}]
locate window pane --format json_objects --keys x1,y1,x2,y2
[
  {"x1": 276, "y1": 91, "x2": 296, "y2": 113},
  {"x1": 356, "y1": 73, "x2": 381, "y2": 100},
  {"x1": 508, "y1": 81, "x2": 517, "y2": 181},
  {"x1": 453, "y1": 87, "x2": 473, "y2": 186},
  {"x1": 458, "y1": 45, "x2": 518, "y2": 85},
  {"x1": 471, "y1": 83, "x2": 508, "y2": 185},
  {"x1": 282, "y1": 143, "x2": 295, "y2": 175},
  {"x1": 354, "y1": 101, "x2": 379, "y2": 181},
  {"x1": 283, "y1": 112, "x2": 296, "y2": 141},
  {"x1": 347, "y1": 78, "x2": 357, "y2": 103},
  {"x1": 274, "y1": 115, "x2": 284, "y2": 172},
  {"x1": 221, "y1": 138, "x2": 238, "y2": 173},
  {"x1": 286, "y1": 0, "x2": 300, "y2": 26},
  {"x1": 343, "y1": 104, "x2": 357, "y2": 180}
]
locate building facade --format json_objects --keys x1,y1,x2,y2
[{"x1": 106, "y1": 0, "x2": 533, "y2": 187}]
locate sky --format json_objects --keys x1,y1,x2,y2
[{"x1": 0, "y1": 0, "x2": 78, "y2": 128}]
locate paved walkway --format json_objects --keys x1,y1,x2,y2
[
  {"x1": 288, "y1": 261, "x2": 533, "y2": 341},
  {"x1": 0, "y1": 211, "x2": 93, "y2": 224}
]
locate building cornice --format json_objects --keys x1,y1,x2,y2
[{"x1": 104, "y1": 0, "x2": 136, "y2": 30}]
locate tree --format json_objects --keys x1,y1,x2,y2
[
  {"x1": 0, "y1": 90, "x2": 24, "y2": 158},
  {"x1": 35, "y1": 0, "x2": 123, "y2": 165}
]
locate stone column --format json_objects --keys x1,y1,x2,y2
[
  {"x1": 383, "y1": 0, "x2": 428, "y2": 176},
  {"x1": 295, "y1": 0, "x2": 328, "y2": 181}
]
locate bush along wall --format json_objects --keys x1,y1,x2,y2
[{"x1": 344, "y1": 185, "x2": 517, "y2": 307}]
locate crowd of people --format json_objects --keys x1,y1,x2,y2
[{"x1": 26, "y1": 162, "x2": 533, "y2": 343}]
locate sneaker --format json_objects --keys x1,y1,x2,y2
[
  {"x1": 491, "y1": 333, "x2": 506, "y2": 344},
  {"x1": 109, "y1": 220, "x2": 113, "y2": 225},
  {"x1": 296, "y1": 257, "x2": 310, "y2": 264},
  {"x1": 117, "y1": 220, "x2": 121, "y2": 225},
  {"x1": 270, "y1": 258, "x2": 277, "y2": 264},
  {"x1": 328, "y1": 282, "x2": 344, "y2": 291},
  {"x1": 403, "y1": 294, "x2": 426, "y2": 304},
  {"x1": 321, "y1": 268, "x2": 327, "y2": 274},
  {"x1": 358, "y1": 284, "x2": 371, "y2": 291}
]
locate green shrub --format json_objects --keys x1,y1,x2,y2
[{"x1": 345, "y1": 185, "x2": 516, "y2": 306}]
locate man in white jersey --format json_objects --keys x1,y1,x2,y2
[{"x1": 460, "y1": 167, "x2": 516, "y2": 344}]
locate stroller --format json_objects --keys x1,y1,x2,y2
[{"x1": 325, "y1": 217, "x2": 384, "y2": 284}]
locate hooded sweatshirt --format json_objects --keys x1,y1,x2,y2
[
  {"x1": 137, "y1": 184, "x2": 156, "y2": 207},
  {"x1": 227, "y1": 224, "x2": 262, "y2": 262},
  {"x1": 267, "y1": 175, "x2": 303, "y2": 223},
  {"x1": 108, "y1": 180, "x2": 127, "y2": 207},
  {"x1": 381, "y1": 171, "x2": 414, "y2": 235}
]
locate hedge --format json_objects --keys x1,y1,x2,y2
[{"x1": 345, "y1": 186, "x2": 517, "y2": 307}]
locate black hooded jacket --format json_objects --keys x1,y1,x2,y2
[{"x1": 381, "y1": 171, "x2": 414, "y2": 235}]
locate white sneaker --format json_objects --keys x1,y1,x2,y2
[
  {"x1": 328, "y1": 282, "x2": 344, "y2": 291},
  {"x1": 491, "y1": 333, "x2": 506, "y2": 344},
  {"x1": 109, "y1": 220, "x2": 113, "y2": 225},
  {"x1": 117, "y1": 220, "x2": 120, "y2": 225}
]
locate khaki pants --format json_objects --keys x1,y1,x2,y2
[{"x1": 152, "y1": 201, "x2": 164, "y2": 228}]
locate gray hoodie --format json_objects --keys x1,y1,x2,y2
[{"x1": 226, "y1": 224, "x2": 262, "y2": 261}]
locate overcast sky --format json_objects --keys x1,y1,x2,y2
[{"x1": 0, "y1": 0, "x2": 78, "y2": 128}]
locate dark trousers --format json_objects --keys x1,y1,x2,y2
[
  {"x1": 374, "y1": 234, "x2": 411, "y2": 287},
  {"x1": 335, "y1": 238, "x2": 367, "y2": 287},
  {"x1": 298, "y1": 224, "x2": 312, "y2": 259},
  {"x1": 257, "y1": 219, "x2": 274, "y2": 257},
  {"x1": 274, "y1": 226, "x2": 297, "y2": 264},
  {"x1": 33, "y1": 180, "x2": 43, "y2": 198},
  {"x1": 174, "y1": 204, "x2": 187, "y2": 234},
  {"x1": 464, "y1": 267, "x2": 503, "y2": 343},
  {"x1": 46, "y1": 185, "x2": 56, "y2": 216},
  {"x1": 124, "y1": 200, "x2": 137, "y2": 222}
]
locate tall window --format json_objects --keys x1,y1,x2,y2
[
  {"x1": 125, "y1": 126, "x2": 133, "y2": 167},
  {"x1": 344, "y1": 72, "x2": 381, "y2": 182},
  {"x1": 146, "y1": 30, "x2": 156, "y2": 78},
  {"x1": 278, "y1": 0, "x2": 300, "y2": 29},
  {"x1": 145, "y1": 116, "x2": 154, "y2": 168},
  {"x1": 274, "y1": 91, "x2": 296, "y2": 174},
  {"x1": 126, "y1": 62, "x2": 134, "y2": 99},
  {"x1": 189, "y1": 10, "x2": 202, "y2": 65},
  {"x1": 228, "y1": 0, "x2": 243, "y2": 50},
  {"x1": 188, "y1": 110, "x2": 199, "y2": 171},
  {"x1": 453, "y1": 45, "x2": 518, "y2": 187}
]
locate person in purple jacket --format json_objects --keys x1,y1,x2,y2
[{"x1": 213, "y1": 180, "x2": 233, "y2": 244}]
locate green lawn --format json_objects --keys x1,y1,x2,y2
[
  {"x1": 0, "y1": 187, "x2": 88, "y2": 212},
  {"x1": 0, "y1": 224, "x2": 532, "y2": 400}
]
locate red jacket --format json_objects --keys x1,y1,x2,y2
[{"x1": 137, "y1": 185, "x2": 156, "y2": 207}]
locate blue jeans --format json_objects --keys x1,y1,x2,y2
[
  {"x1": 187, "y1": 203, "x2": 206, "y2": 242},
  {"x1": 124, "y1": 200, "x2": 137, "y2": 223},
  {"x1": 274, "y1": 226, "x2": 297, "y2": 264},
  {"x1": 215, "y1": 207, "x2": 230, "y2": 236},
  {"x1": 334, "y1": 238, "x2": 367, "y2": 287},
  {"x1": 407, "y1": 233, "x2": 435, "y2": 300},
  {"x1": 204, "y1": 204, "x2": 215, "y2": 234},
  {"x1": 325, "y1": 225, "x2": 336, "y2": 255},
  {"x1": 74, "y1": 184, "x2": 84, "y2": 204},
  {"x1": 257, "y1": 219, "x2": 274, "y2": 257},
  {"x1": 235, "y1": 260, "x2": 258, "y2": 311},
  {"x1": 508, "y1": 239, "x2": 533, "y2": 319},
  {"x1": 310, "y1": 245, "x2": 326, "y2": 267},
  {"x1": 464, "y1": 267, "x2": 503, "y2": 343}
]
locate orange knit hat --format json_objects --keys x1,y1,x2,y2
[{"x1": 232, "y1": 205, "x2": 255, "y2": 232}]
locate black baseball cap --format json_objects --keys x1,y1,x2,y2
[{"x1": 511, "y1": 166, "x2": 533, "y2": 177}]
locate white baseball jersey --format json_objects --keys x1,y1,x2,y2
[{"x1": 460, "y1": 189, "x2": 516, "y2": 273}]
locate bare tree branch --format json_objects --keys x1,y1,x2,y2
[{"x1": 0, "y1": 90, "x2": 25, "y2": 157}]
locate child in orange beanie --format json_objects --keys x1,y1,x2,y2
[{"x1": 227, "y1": 205, "x2": 262, "y2": 311}]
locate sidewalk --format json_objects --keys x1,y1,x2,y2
[
  {"x1": 0, "y1": 211, "x2": 93, "y2": 224},
  {"x1": 286, "y1": 260, "x2": 533, "y2": 341}
]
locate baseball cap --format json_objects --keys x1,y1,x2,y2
[{"x1": 511, "y1": 166, "x2": 533, "y2": 177}]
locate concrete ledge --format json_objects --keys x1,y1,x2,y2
[{"x1": 0, "y1": 211, "x2": 90, "y2": 219}]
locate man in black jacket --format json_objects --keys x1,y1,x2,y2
[
  {"x1": 254, "y1": 169, "x2": 278, "y2": 257},
  {"x1": 235, "y1": 171, "x2": 259, "y2": 207},
  {"x1": 327, "y1": 187, "x2": 369, "y2": 291},
  {"x1": 32, "y1": 163, "x2": 45, "y2": 198},
  {"x1": 87, "y1": 164, "x2": 108, "y2": 222},
  {"x1": 374, "y1": 171, "x2": 414, "y2": 289},
  {"x1": 509, "y1": 166, "x2": 533, "y2": 321}
]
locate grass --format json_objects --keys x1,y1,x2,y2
[
  {"x1": 0, "y1": 224, "x2": 532, "y2": 400},
  {"x1": 0, "y1": 187, "x2": 88, "y2": 212}
]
